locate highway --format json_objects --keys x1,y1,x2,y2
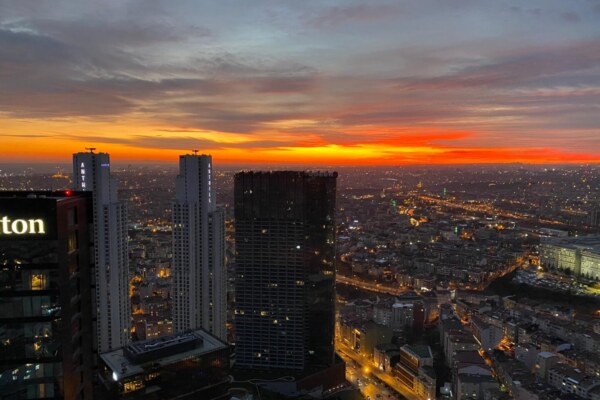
[
  {"x1": 418, "y1": 195, "x2": 569, "y2": 228},
  {"x1": 336, "y1": 274, "x2": 408, "y2": 296}
]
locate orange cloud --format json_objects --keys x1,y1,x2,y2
[
  {"x1": 2, "y1": 132, "x2": 598, "y2": 166},
  {"x1": 1, "y1": 115, "x2": 598, "y2": 166}
]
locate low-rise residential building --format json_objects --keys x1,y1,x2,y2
[
  {"x1": 535, "y1": 352, "x2": 559, "y2": 381},
  {"x1": 393, "y1": 345, "x2": 436, "y2": 400},
  {"x1": 457, "y1": 369, "x2": 497, "y2": 400},
  {"x1": 446, "y1": 333, "x2": 479, "y2": 366},
  {"x1": 374, "y1": 343, "x2": 399, "y2": 371},
  {"x1": 339, "y1": 319, "x2": 393, "y2": 359},
  {"x1": 515, "y1": 343, "x2": 540, "y2": 371},
  {"x1": 472, "y1": 316, "x2": 503, "y2": 352},
  {"x1": 547, "y1": 363, "x2": 600, "y2": 399}
]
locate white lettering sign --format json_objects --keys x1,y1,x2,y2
[
  {"x1": 208, "y1": 163, "x2": 212, "y2": 204},
  {"x1": 80, "y1": 162, "x2": 86, "y2": 190},
  {"x1": 0, "y1": 217, "x2": 46, "y2": 235}
]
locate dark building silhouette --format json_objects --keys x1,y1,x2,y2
[
  {"x1": 0, "y1": 191, "x2": 95, "y2": 400},
  {"x1": 234, "y1": 171, "x2": 337, "y2": 371},
  {"x1": 97, "y1": 329, "x2": 230, "y2": 399}
]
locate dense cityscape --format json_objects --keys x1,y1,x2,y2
[
  {"x1": 2, "y1": 159, "x2": 600, "y2": 399},
  {"x1": 2, "y1": 1, "x2": 599, "y2": 399}
]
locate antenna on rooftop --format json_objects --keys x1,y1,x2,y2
[
  {"x1": 85, "y1": 147, "x2": 96, "y2": 154},
  {"x1": 192, "y1": 149, "x2": 199, "y2": 155}
]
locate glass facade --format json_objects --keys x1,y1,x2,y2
[
  {"x1": 234, "y1": 171, "x2": 337, "y2": 371},
  {"x1": 0, "y1": 193, "x2": 94, "y2": 400}
]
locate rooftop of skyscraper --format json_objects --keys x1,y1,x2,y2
[{"x1": 100, "y1": 329, "x2": 228, "y2": 382}]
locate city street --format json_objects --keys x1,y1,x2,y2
[
  {"x1": 337, "y1": 274, "x2": 408, "y2": 296},
  {"x1": 336, "y1": 340, "x2": 418, "y2": 400}
]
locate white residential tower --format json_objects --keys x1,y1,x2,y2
[
  {"x1": 172, "y1": 154, "x2": 226, "y2": 340},
  {"x1": 73, "y1": 151, "x2": 130, "y2": 353}
]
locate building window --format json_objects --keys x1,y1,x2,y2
[
  {"x1": 68, "y1": 207, "x2": 78, "y2": 226},
  {"x1": 124, "y1": 379, "x2": 144, "y2": 393},
  {"x1": 31, "y1": 273, "x2": 47, "y2": 290},
  {"x1": 68, "y1": 231, "x2": 78, "y2": 253}
]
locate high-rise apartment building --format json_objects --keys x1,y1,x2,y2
[
  {"x1": 0, "y1": 191, "x2": 95, "y2": 399},
  {"x1": 172, "y1": 154, "x2": 226, "y2": 340},
  {"x1": 234, "y1": 171, "x2": 337, "y2": 370},
  {"x1": 73, "y1": 151, "x2": 130, "y2": 353}
]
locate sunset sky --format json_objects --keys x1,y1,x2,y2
[{"x1": 1, "y1": 0, "x2": 599, "y2": 165}]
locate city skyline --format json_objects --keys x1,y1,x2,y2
[
  {"x1": 1, "y1": 1, "x2": 599, "y2": 165},
  {"x1": 3, "y1": 157, "x2": 600, "y2": 399},
  {"x1": 4, "y1": 2, "x2": 600, "y2": 399}
]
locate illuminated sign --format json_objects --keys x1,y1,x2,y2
[
  {"x1": 80, "y1": 162, "x2": 87, "y2": 189},
  {"x1": 0, "y1": 216, "x2": 46, "y2": 235},
  {"x1": 207, "y1": 162, "x2": 212, "y2": 204}
]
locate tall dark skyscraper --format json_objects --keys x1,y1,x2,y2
[
  {"x1": 0, "y1": 191, "x2": 95, "y2": 400},
  {"x1": 234, "y1": 171, "x2": 337, "y2": 371}
]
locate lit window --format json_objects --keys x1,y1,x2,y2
[{"x1": 31, "y1": 274, "x2": 46, "y2": 290}]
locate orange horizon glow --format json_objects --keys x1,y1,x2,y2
[
  {"x1": 3, "y1": 138, "x2": 600, "y2": 166},
  {"x1": 2, "y1": 118, "x2": 599, "y2": 166}
]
